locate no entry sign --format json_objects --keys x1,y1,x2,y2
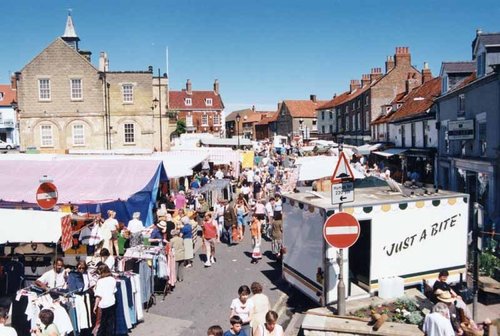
[
  {"x1": 323, "y1": 212, "x2": 360, "y2": 249},
  {"x1": 36, "y1": 182, "x2": 58, "y2": 210}
]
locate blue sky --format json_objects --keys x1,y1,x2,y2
[{"x1": 1, "y1": 0, "x2": 499, "y2": 114}]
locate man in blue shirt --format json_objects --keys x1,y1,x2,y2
[{"x1": 223, "y1": 316, "x2": 247, "y2": 336}]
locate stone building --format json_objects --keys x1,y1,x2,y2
[
  {"x1": 436, "y1": 30, "x2": 500, "y2": 226},
  {"x1": 16, "y1": 13, "x2": 165, "y2": 152},
  {"x1": 275, "y1": 95, "x2": 326, "y2": 139}
]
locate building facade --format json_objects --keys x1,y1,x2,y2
[
  {"x1": 0, "y1": 82, "x2": 19, "y2": 146},
  {"x1": 317, "y1": 47, "x2": 422, "y2": 145},
  {"x1": 275, "y1": 95, "x2": 325, "y2": 139},
  {"x1": 167, "y1": 79, "x2": 224, "y2": 136},
  {"x1": 16, "y1": 14, "x2": 165, "y2": 152},
  {"x1": 436, "y1": 31, "x2": 500, "y2": 228}
]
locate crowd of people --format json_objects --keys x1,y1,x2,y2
[{"x1": 1, "y1": 138, "x2": 486, "y2": 336}]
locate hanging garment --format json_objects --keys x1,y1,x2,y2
[
  {"x1": 131, "y1": 274, "x2": 144, "y2": 322},
  {"x1": 114, "y1": 281, "x2": 128, "y2": 335}
]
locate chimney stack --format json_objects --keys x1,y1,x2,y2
[
  {"x1": 213, "y1": 79, "x2": 219, "y2": 95},
  {"x1": 349, "y1": 80, "x2": 361, "y2": 93},
  {"x1": 385, "y1": 56, "x2": 395, "y2": 73},
  {"x1": 370, "y1": 68, "x2": 383, "y2": 82},
  {"x1": 421, "y1": 62, "x2": 433, "y2": 83},
  {"x1": 310, "y1": 94, "x2": 317, "y2": 102},
  {"x1": 394, "y1": 47, "x2": 411, "y2": 66},
  {"x1": 186, "y1": 79, "x2": 192, "y2": 94},
  {"x1": 361, "y1": 74, "x2": 371, "y2": 87},
  {"x1": 10, "y1": 73, "x2": 17, "y2": 91},
  {"x1": 252, "y1": 105, "x2": 256, "y2": 112},
  {"x1": 406, "y1": 73, "x2": 419, "y2": 93},
  {"x1": 98, "y1": 52, "x2": 108, "y2": 72}
]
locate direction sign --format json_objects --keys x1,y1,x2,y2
[
  {"x1": 36, "y1": 182, "x2": 58, "y2": 210},
  {"x1": 323, "y1": 212, "x2": 360, "y2": 249},
  {"x1": 331, "y1": 151, "x2": 355, "y2": 184},
  {"x1": 331, "y1": 182, "x2": 354, "y2": 205}
]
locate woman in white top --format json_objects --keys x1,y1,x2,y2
[
  {"x1": 99, "y1": 248, "x2": 115, "y2": 271},
  {"x1": 103, "y1": 210, "x2": 119, "y2": 255},
  {"x1": 94, "y1": 264, "x2": 117, "y2": 336},
  {"x1": 0, "y1": 307, "x2": 17, "y2": 336},
  {"x1": 253, "y1": 310, "x2": 284, "y2": 336},
  {"x1": 230, "y1": 285, "x2": 254, "y2": 336}
]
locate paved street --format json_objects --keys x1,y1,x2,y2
[{"x1": 130, "y1": 235, "x2": 293, "y2": 336}]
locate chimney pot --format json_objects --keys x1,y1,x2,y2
[
  {"x1": 310, "y1": 94, "x2": 317, "y2": 102},
  {"x1": 186, "y1": 79, "x2": 192, "y2": 94},
  {"x1": 213, "y1": 79, "x2": 219, "y2": 95},
  {"x1": 421, "y1": 62, "x2": 433, "y2": 83}
]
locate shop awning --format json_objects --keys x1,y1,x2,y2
[
  {"x1": 373, "y1": 148, "x2": 408, "y2": 158},
  {"x1": 294, "y1": 155, "x2": 365, "y2": 181},
  {"x1": 355, "y1": 143, "x2": 383, "y2": 155},
  {"x1": 0, "y1": 209, "x2": 70, "y2": 244}
]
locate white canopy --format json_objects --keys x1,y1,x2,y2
[
  {"x1": 294, "y1": 155, "x2": 365, "y2": 181},
  {"x1": 0, "y1": 209, "x2": 70, "y2": 244},
  {"x1": 153, "y1": 152, "x2": 209, "y2": 178}
]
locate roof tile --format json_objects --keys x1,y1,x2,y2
[
  {"x1": 168, "y1": 90, "x2": 223, "y2": 110},
  {"x1": 0, "y1": 85, "x2": 16, "y2": 107},
  {"x1": 284, "y1": 100, "x2": 328, "y2": 118},
  {"x1": 389, "y1": 77, "x2": 441, "y2": 122}
]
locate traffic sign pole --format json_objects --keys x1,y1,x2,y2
[
  {"x1": 337, "y1": 200, "x2": 346, "y2": 315},
  {"x1": 337, "y1": 144, "x2": 346, "y2": 315}
]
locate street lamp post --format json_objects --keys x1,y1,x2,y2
[
  {"x1": 236, "y1": 113, "x2": 241, "y2": 149},
  {"x1": 299, "y1": 118, "x2": 304, "y2": 139},
  {"x1": 152, "y1": 69, "x2": 164, "y2": 152}
]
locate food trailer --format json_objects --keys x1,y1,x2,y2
[{"x1": 282, "y1": 185, "x2": 469, "y2": 305}]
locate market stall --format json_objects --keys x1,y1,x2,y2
[
  {"x1": 0, "y1": 208, "x2": 147, "y2": 336},
  {"x1": 198, "y1": 179, "x2": 233, "y2": 208},
  {"x1": 0, "y1": 158, "x2": 167, "y2": 227}
]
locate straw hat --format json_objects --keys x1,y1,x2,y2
[
  {"x1": 434, "y1": 289, "x2": 455, "y2": 303},
  {"x1": 157, "y1": 221, "x2": 167, "y2": 232}
]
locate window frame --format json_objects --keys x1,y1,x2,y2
[
  {"x1": 122, "y1": 84, "x2": 134, "y2": 103},
  {"x1": 205, "y1": 98, "x2": 213, "y2": 106},
  {"x1": 185, "y1": 98, "x2": 192, "y2": 106},
  {"x1": 458, "y1": 94, "x2": 465, "y2": 116},
  {"x1": 186, "y1": 115, "x2": 194, "y2": 127},
  {"x1": 124, "y1": 123, "x2": 135, "y2": 144},
  {"x1": 40, "y1": 124, "x2": 53, "y2": 147},
  {"x1": 70, "y1": 78, "x2": 83, "y2": 101},
  {"x1": 213, "y1": 114, "x2": 220, "y2": 126},
  {"x1": 72, "y1": 124, "x2": 85, "y2": 146},
  {"x1": 201, "y1": 114, "x2": 209, "y2": 126},
  {"x1": 38, "y1": 78, "x2": 51, "y2": 101}
]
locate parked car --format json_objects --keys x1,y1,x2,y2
[{"x1": 0, "y1": 140, "x2": 16, "y2": 150}]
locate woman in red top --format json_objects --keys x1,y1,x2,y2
[{"x1": 202, "y1": 212, "x2": 219, "y2": 267}]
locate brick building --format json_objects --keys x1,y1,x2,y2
[
  {"x1": 225, "y1": 106, "x2": 274, "y2": 140},
  {"x1": 317, "y1": 47, "x2": 422, "y2": 145},
  {"x1": 167, "y1": 79, "x2": 224, "y2": 136},
  {"x1": 16, "y1": 13, "x2": 167, "y2": 152}
]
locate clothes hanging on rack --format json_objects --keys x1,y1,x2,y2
[{"x1": 0, "y1": 258, "x2": 24, "y2": 295}]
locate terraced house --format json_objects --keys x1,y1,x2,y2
[{"x1": 317, "y1": 47, "x2": 423, "y2": 145}]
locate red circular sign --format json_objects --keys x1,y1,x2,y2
[
  {"x1": 323, "y1": 212, "x2": 360, "y2": 248},
  {"x1": 36, "y1": 182, "x2": 58, "y2": 210}
]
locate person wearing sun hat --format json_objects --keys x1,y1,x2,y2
[
  {"x1": 434, "y1": 289, "x2": 462, "y2": 334},
  {"x1": 149, "y1": 221, "x2": 166, "y2": 246}
]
